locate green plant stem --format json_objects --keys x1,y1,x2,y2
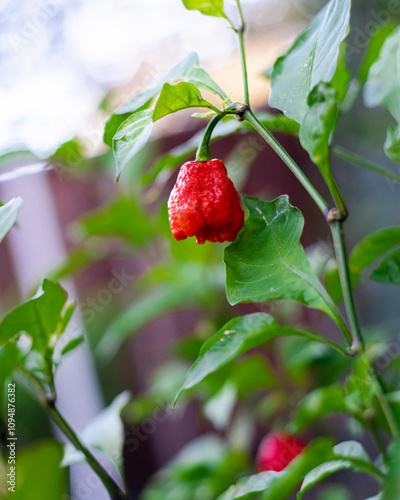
[
  {"x1": 330, "y1": 222, "x2": 363, "y2": 353},
  {"x1": 332, "y1": 145, "x2": 400, "y2": 185},
  {"x1": 195, "y1": 114, "x2": 225, "y2": 161},
  {"x1": 234, "y1": 0, "x2": 250, "y2": 105},
  {"x1": 330, "y1": 221, "x2": 399, "y2": 438},
  {"x1": 365, "y1": 420, "x2": 389, "y2": 462},
  {"x1": 48, "y1": 404, "x2": 127, "y2": 500},
  {"x1": 244, "y1": 110, "x2": 329, "y2": 216}
]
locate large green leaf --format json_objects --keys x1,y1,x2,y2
[
  {"x1": 153, "y1": 82, "x2": 217, "y2": 121},
  {"x1": 0, "y1": 197, "x2": 22, "y2": 243},
  {"x1": 104, "y1": 52, "x2": 226, "y2": 145},
  {"x1": 370, "y1": 248, "x2": 400, "y2": 284},
  {"x1": 289, "y1": 386, "x2": 348, "y2": 433},
  {"x1": 299, "y1": 83, "x2": 338, "y2": 176},
  {"x1": 175, "y1": 313, "x2": 347, "y2": 404},
  {"x1": 76, "y1": 196, "x2": 153, "y2": 246},
  {"x1": 182, "y1": 0, "x2": 226, "y2": 18},
  {"x1": 0, "y1": 280, "x2": 68, "y2": 352},
  {"x1": 113, "y1": 109, "x2": 153, "y2": 180},
  {"x1": 298, "y1": 441, "x2": 383, "y2": 499},
  {"x1": 224, "y1": 196, "x2": 345, "y2": 330},
  {"x1": 4, "y1": 440, "x2": 67, "y2": 499},
  {"x1": 217, "y1": 438, "x2": 335, "y2": 500},
  {"x1": 364, "y1": 27, "x2": 400, "y2": 122},
  {"x1": 269, "y1": 0, "x2": 351, "y2": 123},
  {"x1": 382, "y1": 437, "x2": 400, "y2": 500}
]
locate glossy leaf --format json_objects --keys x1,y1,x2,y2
[
  {"x1": 299, "y1": 83, "x2": 338, "y2": 175},
  {"x1": 113, "y1": 109, "x2": 153, "y2": 180},
  {"x1": 0, "y1": 280, "x2": 68, "y2": 352},
  {"x1": 364, "y1": 27, "x2": 400, "y2": 122},
  {"x1": 382, "y1": 437, "x2": 400, "y2": 499},
  {"x1": 104, "y1": 52, "x2": 227, "y2": 145},
  {"x1": 370, "y1": 248, "x2": 400, "y2": 284},
  {"x1": 0, "y1": 197, "x2": 22, "y2": 243},
  {"x1": 175, "y1": 313, "x2": 346, "y2": 404},
  {"x1": 60, "y1": 335, "x2": 84, "y2": 356},
  {"x1": 4, "y1": 440, "x2": 67, "y2": 499},
  {"x1": 182, "y1": 0, "x2": 226, "y2": 18},
  {"x1": 224, "y1": 196, "x2": 343, "y2": 328},
  {"x1": 289, "y1": 386, "x2": 348, "y2": 433},
  {"x1": 217, "y1": 438, "x2": 335, "y2": 500},
  {"x1": 331, "y1": 42, "x2": 351, "y2": 104},
  {"x1": 298, "y1": 441, "x2": 383, "y2": 498},
  {"x1": 153, "y1": 82, "x2": 217, "y2": 122},
  {"x1": 76, "y1": 196, "x2": 153, "y2": 246},
  {"x1": 269, "y1": 0, "x2": 351, "y2": 123},
  {"x1": 384, "y1": 125, "x2": 400, "y2": 163}
]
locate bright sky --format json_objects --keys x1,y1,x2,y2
[{"x1": 0, "y1": 0, "x2": 304, "y2": 157}]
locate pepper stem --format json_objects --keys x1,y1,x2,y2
[{"x1": 195, "y1": 114, "x2": 225, "y2": 162}]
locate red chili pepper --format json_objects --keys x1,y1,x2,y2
[
  {"x1": 168, "y1": 159, "x2": 245, "y2": 244},
  {"x1": 255, "y1": 431, "x2": 307, "y2": 472}
]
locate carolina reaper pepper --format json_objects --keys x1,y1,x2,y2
[
  {"x1": 168, "y1": 159, "x2": 245, "y2": 244},
  {"x1": 255, "y1": 431, "x2": 307, "y2": 472}
]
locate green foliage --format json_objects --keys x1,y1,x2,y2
[
  {"x1": 182, "y1": 0, "x2": 226, "y2": 18},
  {"x1": 269, "y1": 0, "x2": 351, "y2": 123},
  {"x1": 175, "y1": 313, "x2": 342, "y2": 404},
  {"x1": 153, "y1": 82, "x2": 218, "y2": 121},
  {"x1": 224, "y1": 196, "x2": 344, "y2": 330},
  {"x1": 382, "y1": 437, "x2": 400, "y2": 499},
  {"x1": 76, "y1": 195, "x2": 153, "y2": 245},
  {"x1": 364, "y1": 27, "x2": 400, "y2": 122},
  {"x1": 370, "y1": 248, "x2": 400, "y2": 284},
  {"x1": 3, "y1": 440, "x2": 67, "y2": 499},
  {"x1": 298, "y1": 441, "x2": 383, "y2": 499},
  {"x1": 0, "y1": 197, "x2": 22, "y2": 243},
  {"x1": 299, "y1": 83, "x2": 338, "y2": 174},
  {"x1": 384, "y1": 125, "x2": 400, "y2": 163}
]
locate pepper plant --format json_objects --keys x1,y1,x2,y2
[{"x1": 2, "y1": 0, "x2": 400, "y2": 499}]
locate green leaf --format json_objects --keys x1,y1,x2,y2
[
  {"x1": 113, "y1": 109, "x2": 154, "y2": 180},
  {"x1": 76, "y1": 196, "x2": 153, "y2": 246},
  {"x1": 370, "y1": 248, "x2": 400, "y2": 284},
  {"x1": 224, "y1": 196, "x2": 344, "y2": 329},
  {"x1": 0, "y1": 280, "x2": 68, "y2": 352},
  {"x1": 299, "y1": 83, "x2": 338, "y2": 174},
  {"x1": 357, "y1": 23, "x2": 396, "y2": 85},
  {"x1": 364, "y1": 27, "x2": 400, "y2": 122},
  {"x1": 217, "y1": 438, "x2": 335, "y2": 500},
  {"x1": 298, "y1": 441, "x2": 383, "y2": 498},
  {"x1": 104, "y1": 52, "x2": 227, "y2": 146},
  {"x1": 175, "y1": 313, "x2": 346, "y2": 404},
  {"x1": 289, "y1": 386, "x2": 348, "y2": 433},
  {"x1": 384, "y1": 124, "x2": 400, "y2": 163},
  {"x1": 4, "y1": 440, "x2": 67, "y2": 499},
  {"x1": 382, "y1": 437, "x2": 400, "y2": 499},
  {"x1": 62, "y1": 391, "x2": 130, "y2": 473},
  {"x1": 50, "y1": 138, "x2": 83, "y2": 169},
  {"x1": 182, "y1": 0, "x2": 226, "y2": 19},
  {"x1": 269, "y1": 0, "x2": 351, "y2": 123},
  {"x1": 331, "y1": 42, "x2": 351, "y2": 104},
  {"x1": 345, "y1": 355, "x2": 375, "y2": 416},
  {"x1": 0, "y1": 197, "x2": 22, "y2": 243},
  {"x1": 350, "y1": 227, "x2": 400, "y2": 280},
  {"x1": 60, "y1": 335, "x2": 84, "y2": 356},
  {"x1": 153, "y1": 82, "x2": 217, "y2": 122}
]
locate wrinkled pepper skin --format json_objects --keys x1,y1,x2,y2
[
  {"x1": 255, "y1": 431, "x2": 307, "y2": 472},
  {"x1": 168, "y1": 159, "x2": 245, "y2": 244}
]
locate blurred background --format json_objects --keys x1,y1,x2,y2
[{"x1": 0, "y1": 0, "x2": 400, "y2": 499}]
